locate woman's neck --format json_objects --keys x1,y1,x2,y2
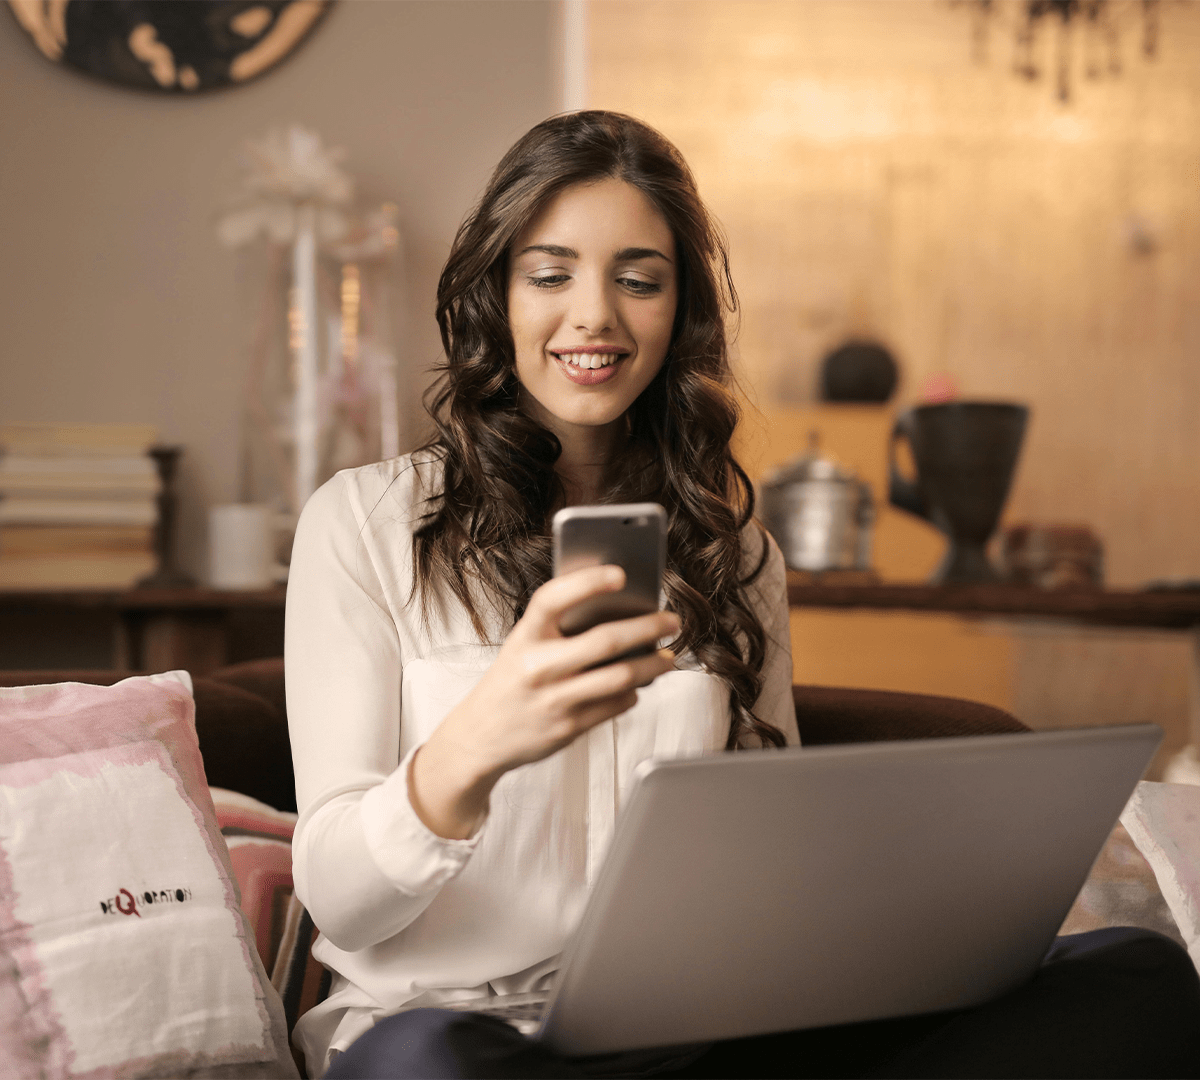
[
  {"x1": 553, "y1": 422, "x2": 624, "y2": 506},
  {"x1": 518, "y1": 391, "x2": 626, "y2": 506}
]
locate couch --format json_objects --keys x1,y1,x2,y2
[
  {"x1": 0, "y1": 660, "x2": 1036, "y2": 1041},
  {"x1": 26, "y1": 660, "x2": 1178, "y2": 1078}
]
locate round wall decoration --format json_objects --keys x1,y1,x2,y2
[{"x1": 7, "y1": 0, "x2": 332, "y2": 93}]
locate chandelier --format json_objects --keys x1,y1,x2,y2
[{"x1": 962, "y1": 0, "x2": 1164, "y2": 103}]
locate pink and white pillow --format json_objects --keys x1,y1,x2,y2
[{"x1": 0, "y1": 671, "x2": 297, "y2": 1079}]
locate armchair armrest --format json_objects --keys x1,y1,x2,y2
[{"x1": 793, "y1": 684, "x2": 1029, "y2": 746}]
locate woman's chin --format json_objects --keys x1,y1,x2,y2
[{"x1": 530, "y1": 399, "x2": 629, "y2": 436}]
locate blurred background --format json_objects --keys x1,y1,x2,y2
[{"x1": 1, "y1": 0, "x2": 1198, "y2": 772}]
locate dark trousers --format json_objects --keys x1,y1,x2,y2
[{"x1": 324, "y1": 928, "x2": 1200, "y2": 1079}]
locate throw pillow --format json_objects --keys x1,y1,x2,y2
[
  {"x1": 1122, "y1": 780, "x2": 1200, "y2": 975},
  {"x1": 0, "y1": 671, "x2": 298, "y2": 1079},
  {"x1": 210, "y1": 787, "x2": 297, "y2": 973}
]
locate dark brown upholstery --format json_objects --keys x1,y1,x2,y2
[
  {"x1": 201, "y1": 658, "x2": 296, "y2": 811},
  {"x1": 0, "y1": 671, "x2": 131, "y2": 688},
  {"x1": 208, "y1": 657, "x2": 289, "y2": 720},
  {"x1": 793, "y1": 684, "x2": 1029, "y2": 745},
  {"x1": 192, "y1": 677, "x2": 296, "y2": 812},
  {"x1": 0, "y1": 662, "x2": 1027, "y2": 814}
]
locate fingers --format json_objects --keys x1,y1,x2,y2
[
  {"x1": 541, "y1": 648, "x2": 676, "y2": 716},
  {"x1": 524, "y1": 611, "x2": 680, "y2": 685},
  {"x1": 567, "y1": 690, "x2": 640, "y2": 734},
  {"x1": 520, "y1": 565, "x2": 625, "y2": 636},
  {"x1": 542, "y1": 648, "x2": 675, "y2": 742}
]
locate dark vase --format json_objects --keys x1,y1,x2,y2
[
  {"x1": 888, "y1": 402, "x2": 1029, "y2": 584},
  {"x1": 819, "y1": 341, "x2": 899, "y2": 403}
]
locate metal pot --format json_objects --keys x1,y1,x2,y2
[{"x1": 760, "y1": 435, "x2": 875, "y2": 573}]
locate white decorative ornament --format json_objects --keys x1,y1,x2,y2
[
  {"x1": 217, "y1": 124, "x2": 354, "y2": 249},
  {"x1": 217, "y1": 125, "x2": 404, "y2": 550}
]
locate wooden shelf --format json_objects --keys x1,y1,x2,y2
[
  {"x1": 0, "y1": 586, "x2": 287, "y2": 610},
  {"x1": 0, "y1": 587, "x2": 287, "y2": 674},
  {"x1": 786, "y1": 578, "x2": 1200, "y2": 631}
]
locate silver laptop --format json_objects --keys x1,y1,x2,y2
[{"x1": 426, "y1": 725, "x2": 1160, "y2": 1056}]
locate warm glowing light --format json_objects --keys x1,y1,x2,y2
[
  {"x1": 340, "y1": 264, "x2": 361, "y2": 370},
  {"x1": 287, "y1": 286, "x2": 306, "y2": 374},
  {"x1": 380, "y1": 203, "x2": 401, "y2": 250}
]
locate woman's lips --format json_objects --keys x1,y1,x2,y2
[{"x1": 551, "y1": 351, "x2": 627, "y2": 385}]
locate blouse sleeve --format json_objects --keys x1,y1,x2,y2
[
  {"x1": 746, "y1": 527, "x2": 801, "y2": 747},
  {"x1": 284, "y1": 471, "x2": 483, "y2": 952}
]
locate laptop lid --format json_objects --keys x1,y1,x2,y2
[{"x1": 539, "y1": 725, "x2": 1160, "y2": 1056}]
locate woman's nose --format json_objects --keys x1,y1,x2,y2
[{"x1": 570, "y1": 273, "x2": 615, "y2": 334}]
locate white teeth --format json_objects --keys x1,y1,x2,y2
[{"x1": 560, "y1": 352, "x2": 620, "y2": 369}]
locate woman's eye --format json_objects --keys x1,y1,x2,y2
[
  {"x1": 618, "y1": 276, "x2": 662, "y2": 295},
  {"x1": 529, "y1": 274, "x2": 569, "y2": 289}
]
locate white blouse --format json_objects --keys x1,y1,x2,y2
[{"x1": 284, "y1": 454, "x2": 799, "y2": 1075}]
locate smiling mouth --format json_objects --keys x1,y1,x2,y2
[{"x1": 552, "y1": 351, "x2": 629, "y2": 370}]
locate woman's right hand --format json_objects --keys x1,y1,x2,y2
[{"x1": 409, "y1": 565, "x2": 679, "y2": 839}]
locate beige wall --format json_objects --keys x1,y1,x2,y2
[{"x1": 0, "y1": 1, "x2": 557, "y2": 578}]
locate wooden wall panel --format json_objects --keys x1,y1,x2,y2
[
  {"x1": 790, "y1": 609, "x2": 1013, "y2": 712},
  {"x1": 589, "y1": 0, "x2": 1200, "y2": 587},
  {"x1": 590, "y1": 0, "x2": 1200, "y2": 756}
]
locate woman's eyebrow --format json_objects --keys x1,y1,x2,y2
[
  {"x1": 615, "y1": 246, "x2": 673, "y2": 264},
  {"x1": 515, "y1": 244, "x2": 578, "y2": 258}
]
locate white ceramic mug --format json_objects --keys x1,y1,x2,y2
[{"x1": 209, "y1": 504, "x2": 274, "y2": 589}]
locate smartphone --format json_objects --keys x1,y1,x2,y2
[{"x1": 551, "y1": 503, "x2": 667, "y2": 650}]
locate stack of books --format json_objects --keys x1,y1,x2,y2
[{"x1": 0, "y1": 423, "x2": 160, "y2": 589}]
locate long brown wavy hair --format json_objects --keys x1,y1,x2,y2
[{"x1": 413, "y1": 110, "x2": 786, "y2": 750}]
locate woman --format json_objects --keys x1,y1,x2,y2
[
  {"x1": 286, "y1": 109, "x2": 796, "y2": 1076},
  {"x1": 286, "y1": 111, "x2": 1199, "y2": 1079}
]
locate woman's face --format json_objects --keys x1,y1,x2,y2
[{"x1": 507, "y1": 178, "x2": 678, "y2": 448}]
